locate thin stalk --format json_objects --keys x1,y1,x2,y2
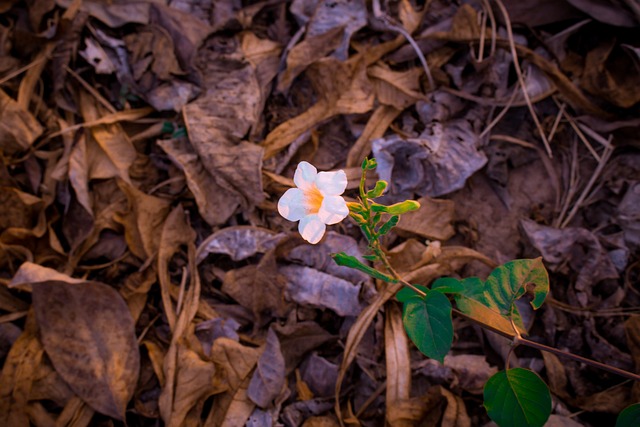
[{"x1": 376, "y1": 250, "x2": 640, "y2": 383}]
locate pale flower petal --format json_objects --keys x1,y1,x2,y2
[
  {"x1": 318, "y1": 195, "x2": 349, "y2": 225},
  {"x1": 294, "y1": 161, "x2": 318, "y2": 191},
  {"x1": 298, "y1": 214, "x2": 326, "y2": 244},
  {"x1": 316, "y1": 170, "x2": 348, "y2": 196},
  {"x1": 278, "y1": 188, "x2": 306, "y2": 221}
]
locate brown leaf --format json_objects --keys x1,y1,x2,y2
[
  {"x1": 281, "y1": 265, "x2": 365, "y2": 317},
  {"x1": 0, "y1": 311, "x2": 43, "y2": 427},
  {"x1": 264, "y1": 56, "x2": 374, "y2": 159},
  {"x1": 248, "y1": 328, "x2": 286, "y2": 408},
  {"x1": 384, "y1": 302, "x2": 411, "y2": 426},
  {"x1": 302, "y1": 415, "x2": 340, "y2": 427},
  {"x1": 78, "y1": 90, "x2": 137, "y2": 183},
  {"x1": 304, "y1": 0, "x2": 367, "y2": 60},
  {"x1": 273, "y1": 321, "x2": 335, "y2": 375},
  {"x1": 158, "y1": 137, "x2": 240, "y2": 226},
  {"x1": 115, "y1": 180, "x2": 171, "y2": 260},
  {"x1": 395, "y1": 196, "x2": 455, "y2": 241},
  {"x1": 373, "y1": 121, "x2": 487, "y2": 199},
  {"x1": 440, "y1": 387, "x2": 471, "y2": 427},
  {"x1": 196, "y1": 226, "x2": 285, "y2": 263},
  {"x1": 205, "y1": 338, "x2": 260, "y2": 427},
  {"x1": 368, "y1": 64, "x2": 425, "y2": 110},
  {"x1": 159, "y1": 332, "x2": 225, "y2": 427},
  {"x1": 278, "y1": 26, "x2": 345, "y2": 92},
  {"x1": 444, "y1": 354, "x2": 497, "y2": 395},
  {"x1": 346, "y1": 105, "x2": 401, "y2": 167},
  {"x1": 581, "y1": 39, "x2": 640, "y2": 108},
  {"x1": 9, "y1": 262, "x2": 85, "y2": 291},
  {"x1": 0, "y1": 88, "x2": 43, "y2": 154},
  {"x1": 31, "y1": 280, "x2": 140, "y2": 420},
  {"x1": 522, "y1": 219, "x2": 619, "y2": 306}
]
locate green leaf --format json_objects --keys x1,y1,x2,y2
[
  {"x1": 484, "y1": 368, "x2": 551, "y2": 427},
  {"x1": 362, "y1": 255, "x2": 378, "y2": 262},
  {"x1": 332, "y1": 252, "x2": 396, "y2": 283},
  {"x1": 484, "y1": 258, "x2": 549, "y2": 313},
  {"x1": 377, "y1": 215, "x2": 399, "y2": 236},
  {"x1": 431, "y1": 277, "x2": 467, "y2": 294},
  {"x1": 366, "y1": 180, "x2": 388, "y2": 198},
  {"x1": 402, "y1": 292, "x2": 453, "y2": 363},
  {"x1": 396, "y1": 284, "x2": 429, "y2": 303},
  {"x1": 617, "y1": 403, "x2": 640, "y2": 427},
  {"x1": 371, "y1": 200, "x2": 420, "y2": 215},
  {"x1": 362, "y1": 158, "x2": 377, "y2": 170}
]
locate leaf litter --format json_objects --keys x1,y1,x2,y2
[{"x1": 1, "y1": 0, "x2": 639, "y2": 426}]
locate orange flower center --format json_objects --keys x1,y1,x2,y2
[{"x1": 304, "y1": 185, "x2": 324, "y2": 215}]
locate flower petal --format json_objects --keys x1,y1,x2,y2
[
  {"x1": 294, "y1": 161, "x2": 318, "y2": 191},
  {"x1": 298, "y1": 214, "x2": 326, "y2": 244},
  {"x1": 278, "y1": 188, "x2": 306, "y2": 221},
  {"x1": 316, "y1": 170, "x2": 347, "y2": 196},
  {"x1": 318, "y1": 195, "x2": 349, "y2": 225}
]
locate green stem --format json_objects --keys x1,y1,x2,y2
[{"x1": 375, "y1": 249, "x2": 640, "y2": 383}]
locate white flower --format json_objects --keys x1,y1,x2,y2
[{"x1": 278, "y1": 161, "x2": 349, "y2": 244}]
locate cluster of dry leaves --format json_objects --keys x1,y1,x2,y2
[{"x1": 1, "y1": 0, "x2": 640, "y2": 426}]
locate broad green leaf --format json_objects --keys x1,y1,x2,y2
[
  {"x1": 377, "y1": 215, "x2": 398, "y2": 236},
  {"x1": 484, "y1": 258, "x2": 549, "y2": 314},
  {"x1": 366, "y1": 180, "x2": 387, "y2": 198},
  {"x1": 431, "y1": 277, "x2": 469, "y2": 294},
  {"x1": 332, "y1": 252, "x2": 396, "y2": 283},
  {"x1": 371, "y1": 200, "x2": 420, "y2": 215},
  {"x1": 484, "y1": 368, "x2": 551, "y2": 427},
  {"x1": 456, "y1": 294, "x2": 526, "y2": 335},
  {"x1": 396, "y1": 284, "x2": 429, "y2": 303},
  {"x1": 402, "y1": 292, "x2": 453, "y2": 363},
  {"x1": 617, "y1": 403, "x2": 640, "y2": 427}
]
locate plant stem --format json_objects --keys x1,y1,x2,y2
[{"x1": 376, "y1": 249, "x2": 640, "y2": 383}]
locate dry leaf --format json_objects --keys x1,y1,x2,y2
[
  {"x1": 368, "y1": 64, "x2": 425, "y2": 110},
  {"x1": 0, "y1": 311, "x2": 43, "y2": 427},
  {"x1": 264, "y1": 56, "x2": 374, "y2": 159},
  {"x1": 384, "y1": 302, "x2": 411, "y2": 426},
  {"x1": 0, "y1": 88, "x2": 44, "y2": 154},
  {"x1": 395, "y1": 196, "x2": 455, "y2": 241},
  {"x1": 373, "y1": 121, "x2": 487, "y2": 199},
  {"x1": 522, "y1": 219, "x2": 619, "y2": 306},
  {"x1": 205, "y1": 338, "x2": 260, "y2": 427},
  {"x1": 32, "y1": 281, "x2": 140, "y2": 420},
  {"x1": 444, "y1": 354, "x2": 497, "y2": 394},
  {"x1": 440, "y1": 387, "x2": 471, "y2": 427},
  {"x1": 78, "y1": 90, "x2": 136, "y2": 183},
  {"x1": 248, "y1": 327, "x2": 286, "y2": 408},
  {"x1": 115, "y1": 180, "x2": 171, "y2": 260},
  {"x1": 196, "y1": 226, "x2": 285, "y2": 263},
  {"x1": 158, "y1": 137, "x2": 240, "y2": 226},
  {"x1": 281, "y1": 265, "x2": 365, "y2": 317}
]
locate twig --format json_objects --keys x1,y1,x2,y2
[
  {"x1": 493, "y1": 0, "x2": 553, "y2": 157},
  {"x1": 375, "y1": 249, "x2": 640, "y2": 382},
  {"x1": 372, "y1": 0, "x2": 435, "y2": 89}
]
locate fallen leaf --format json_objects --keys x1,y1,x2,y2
[
  {"x1": 158, "y1": 137, "x2": 240, "y2": 226},
  {"x1": 368, "y1": 64, "x2": 425, "y2": 110},
  {"x1": 521, "y1": 219, "x2": 619, "y2": 306},
  {"x1": 0, "y1": 88, "x2": 43, "y2": 154},
  {"x1": 248, "y1": 328, "x2": 286, "y2": 408},
  {"x1": 115, "y1": 180, "x2": 171, "y2": 260},
  {"x1": 300, "y1": 353, "x2": 338, "y2": 397},
  {"x1": 205, "y1": 338, "x2": 260, "y2": 427},
  {"x1": 443, "y1": 354, "x2": 497, "y2": 394},
  {"x1": 273, "y1": 321, "x2": 335, "y2": 374},
  {"x1": 196, "y1": 226, "x2": 285, "y2": 263},
  {"x1": 281, "y1": 265, "x2": 365, "y2": 317},
  {"x1": 32, "y1": 280, "x2": 140, "y2": 420},
  {"x1": 264, "y1": 56, "x2": 374, "y2": 159},
  {"x1": 384, "y1": 302, "x2": 411, "y2": 426},
  {"x1": 373, "y1": 121, "x2": 487, "y2": 199},
  {"x1": 0, "y1": 311, "x2": 43, "y2": 427},
  {"x1": 395, "y1": 196, "x2": 455, "y2": 241}
]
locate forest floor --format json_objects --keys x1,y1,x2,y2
[{"x1": 1, "y1": 0, "x2": 639, "y2": 426}]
